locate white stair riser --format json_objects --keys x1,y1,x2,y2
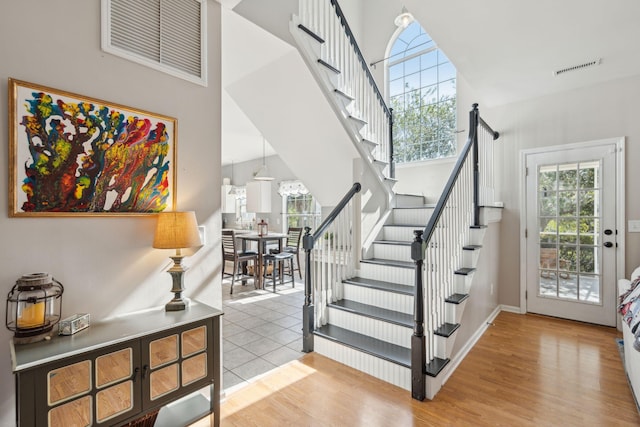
[
  {"x1": 343, "y1": 283, "x2": 413, "y2": 313},
  {"x1": 383, "y1": 226, "x2": 419, "y2": 242},
  {"x1": 327, "y1": 308, "x2": 411, "y2": 348},
  {"x1": 358, "y1": 262, "x2": 414, "y2": 286},
  {"x1": 315, "y1": 336, "x2": 411, "y2": 391},
  {"x1": 372, "y1": 243, "x2": 411, "y2": 262},
  {"x1": 468, "y1": 228, "x2": 487, "y2": 246},
  {"x1": 445, "y1": 299, "x2": 468, "y2": 325},
  {"x1": 426, "y1": 373, "x2": 443, "y2": 400},
  {"x1": 435, "y1": 330, "x2": 458, "y2": 360},
  {"x1": 392, "y1": 208, "x2": 432, "y2": 226},
  {"x1": 455, "y1": 273, "x2": 473, "y2": 294},
  {"x1": 395, "y1": 194, "x2": 425, "y2": 208},
  {"x1": 463, "y1": 249, "x2": 481, "y2": 268}
]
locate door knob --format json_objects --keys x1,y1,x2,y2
[
  {"x1": 604, "y1": 242, "x2": 613, "y2": 248},
  {"x1": 604, "y1": 229, "x2": 613, "y2": 235}
]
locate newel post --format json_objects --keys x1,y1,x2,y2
[
  {"x1": 302, "y1": 226, "x2": 315, "y2": 353},
  {"x1": 472, "y1": 103, "x2": 480, "y2": 227},
  {"x1": 411, "y1": 229, "x2": 426, "y2": 401}
]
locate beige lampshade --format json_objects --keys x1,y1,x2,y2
[{"x1": 153, "y1": 211, "x2": 202, "y2": 249}]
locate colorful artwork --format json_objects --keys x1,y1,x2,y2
[{"x1": 9, "y1": 79, "x2": 176, "y2": 216}]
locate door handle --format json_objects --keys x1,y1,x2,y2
[
  {"x1": 604, "y1": 242, "x2": 613, "y2": 248},
  {"x1": 604, "y1": 229, "x2": 613, "y2": 235}
]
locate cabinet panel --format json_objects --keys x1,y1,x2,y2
[
  {"x1": 48, "y1": 395, "x2": 92, "y2": 427},
  {"x1": 96, "y1": 380, "x2": 134, "y2": 423},
  {"x1": 182, "y1": 353, "x2": 207, "y2": 386},
  {"x1": 47, "y1": 360, "x2": 92, "y2": 405},
  {"x1": 149, "y1": 334, "x2": 179, "y2": 369},
  {"x1": 150, "y1": 363, "x2": 180, "y2": 400},
  {"x1": 182, "y1": 325, "x2": 206, "y2": 357},
  {"x1": 96, "y1": 347, "x2": 132, "y2": 388}
]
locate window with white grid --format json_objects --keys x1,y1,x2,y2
[{"x1": 388, "y1": 21, "x2": 456, "y2": 162}]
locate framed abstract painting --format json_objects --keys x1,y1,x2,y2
[{"x1": 9, "y1": 78, "x2": 177, "y2": 216}]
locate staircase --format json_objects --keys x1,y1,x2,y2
[{"x1": 280, "y1": 0, "x2": 502, "y2": 400}]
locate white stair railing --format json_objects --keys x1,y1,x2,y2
[
  {"x1": 297, "y1": 0, "x2": 393, "y2": 177},
  {"x1": 302, "y1": 183, "x2": 361, "y2": 352},
  {"x1": 410, "y1": 104, "x2": 500, "y2": 400}
]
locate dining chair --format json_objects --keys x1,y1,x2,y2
[
  {"x1": 279, "y1": 227, "x2": 303, "y2": 279},
  {"x1": 222, "y1": 230, "x2": 258, "y2": 294},
  {"x1": 263, "y1": 252, "x2": 295, "y2": 292}
]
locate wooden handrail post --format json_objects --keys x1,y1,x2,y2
[
  {"x1": 389, "y1": 107, "x2": 395, "y2": 179},
  {"x1": 472, "y1": 103, "x2": 480, "y2": 227},
  {"x1": 302, "y1": 226, "x2": 314, "y2": 353},
  {"x1": 411, "y1": 229, "x2": 426, "y2": 401}
]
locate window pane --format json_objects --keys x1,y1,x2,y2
[
  {"x1": 388, "y1": 21, "x2": 456, "y2": 163},
  {"x1": 438, "y1": 62, "x2": 456, "y2": 81}
]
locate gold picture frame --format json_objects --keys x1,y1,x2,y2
[{"x1": 9, "y1": 78, "x2": 177, "y2": 216}]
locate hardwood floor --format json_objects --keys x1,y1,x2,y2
[{"x1": 200, "y1": 311, "x2": 640, "y2": 426}]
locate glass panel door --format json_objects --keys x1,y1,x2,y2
[
  {"x1": 537, "y1": 161, "x2": 601, "y2": 302},
  {"x1": 525, "y1": 141, "x2": 618, "y2": 326}
]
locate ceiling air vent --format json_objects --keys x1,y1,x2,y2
[{"x1": 554, "y1": 59, "x2": 601, "y2": 76}]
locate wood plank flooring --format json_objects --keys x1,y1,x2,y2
[{"x1": 198, "y1": 311, "x2": 640, "y2": 426}]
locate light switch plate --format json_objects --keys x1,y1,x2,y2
[{"x1": 628, "y1": 220, "x2": 640, "y2": 233}]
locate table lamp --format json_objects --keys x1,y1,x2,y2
[{"x1": 153, "y1": 211, "x2": 202, "y2": 311}]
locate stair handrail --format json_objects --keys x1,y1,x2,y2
[
  {"x1": 302, "y1": 182, "x2": 362, "y2": 352},
  {"x1": 329, "y1": 0, "x2": 394, "y2": 177},
  {"x1": 422, "y1": 104, "x2": 499, "y2": 243},
  {"x1": 299, "y1": 0, "x2": 395, "y2": 178},
  {"x1": 410, "y1": 103, "x2": 499, "y2": 400},
  {"x1": 328, "y1": 0, "x2": 391, "y2": 120}
]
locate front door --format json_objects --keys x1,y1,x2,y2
[{"x1": 524, "y1": 140, "x2": 621, "y2": 326}]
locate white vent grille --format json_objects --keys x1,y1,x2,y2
[
  {"x1": 554, "y1": 58, "x2": 601, "y2": 76},
  {"x1": 102, "y1": 0, "x2": 207, "y2": 86}
]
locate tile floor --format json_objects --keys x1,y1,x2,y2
[{"x1": 221, "y1": 274, "x2": 306, "y2": 393}]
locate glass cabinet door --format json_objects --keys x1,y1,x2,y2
[{"x1": 46, "y1": 360, "x2": 92, "y2": 427}]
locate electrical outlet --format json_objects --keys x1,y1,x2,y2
[{"x1": 629, "y1": 220, "x2": 640, "y2": 233}]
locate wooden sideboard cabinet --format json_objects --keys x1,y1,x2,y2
[{"x1": 10, "y1": 301, "x2": 222, "y2": 427}]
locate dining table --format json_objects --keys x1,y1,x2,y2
[{"x1": 235, "y1": 232, "x2": 288, "y2": 289}]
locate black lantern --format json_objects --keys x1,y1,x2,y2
[{"x1": 6, "y1": 273, "x2": 64, "y2": 344}]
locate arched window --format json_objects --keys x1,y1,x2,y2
[{"x1": 388, "y1": 21, "x2": 456, "y2": 163}]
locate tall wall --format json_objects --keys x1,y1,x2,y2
[
  {"x1": 486, "y1": 74, "x2": 640, "y2": 307},
  {"x1": 0, "y1": 1, "x2": 222, "y2": 423}
]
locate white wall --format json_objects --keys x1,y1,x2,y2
[
  {"x1": 0, "y1": 1, "x2": 222, "y2": 423},
  {"x1": 487, "y1": 74, "x2": 640, "y2": 307}
]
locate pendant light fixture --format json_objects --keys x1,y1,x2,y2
[{"x1": 254, "y1": 137, "x2": 274, "y2": 181}]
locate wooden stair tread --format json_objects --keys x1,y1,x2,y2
[
  {"x1": 445, "y1": 293, "x2": 470, "y2": 304},
  {"x1": 343, "y1": 277, "x2": 413, "y2": 295},
  {"x1": 373, "y1": 240, "x2": 411, "y2": 246},
  {"x1": 330, "y1": 299, "x2": 413, "y2": 327},
  {"x1": 426, "y1": 357, "x2": 450, "y2": 377},
  {"x1": 315, "y1": 324, "x2": 410, "y2": 367},
  {"x1": 361, "y1": 258, "x2": 414, "y2": 269},
  {"x1": 463, "y1": 244, "x2": 482, "y2": 251},
  {"x1": 434, "y1": 322, "x2": 460, "y2": 338},
  {"x1": 297, "y1": 24, "x2": 324, "y2": 43}
]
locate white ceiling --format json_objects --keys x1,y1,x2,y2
[
  {"x1": 218, "y1": 0, "x2": 640, "y2": 164},
  {"x1": 404, "y1": 0, "x2": 640, "y2": 106}
]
